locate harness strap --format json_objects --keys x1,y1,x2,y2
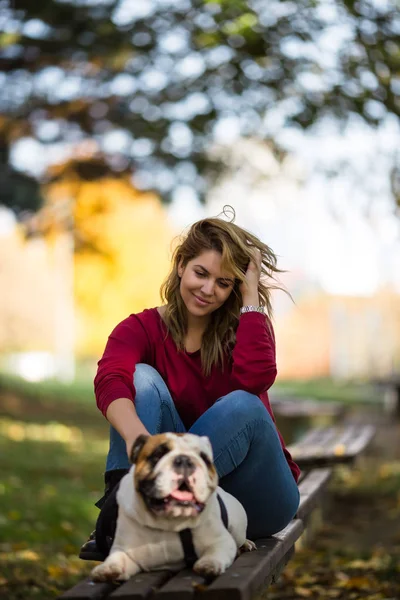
[
  {"x1": 217, "y1": 493, "x2": 229, "y2": 529},
  {"x1": 178, "y1": 528, "x2": 198, "y2": 568},
  {"x1": 179, "y1": 493, "x2": 229, "y2": 568}
]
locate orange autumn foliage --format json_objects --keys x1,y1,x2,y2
[{"x1": 44, "y1": 174, "x2": 173, "y2": 357}]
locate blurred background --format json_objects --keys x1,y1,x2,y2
[
  {"x1": 0, "y1": 0, "x2": 399, "y2": 384},
  {"x1": 0, "y1": 1, "x2": 400, "y2": 598}
]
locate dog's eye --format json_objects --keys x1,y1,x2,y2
[
  {"x1": 200, "y1": 451, "x2": 212, "y2": 467},
  {"x1": 148, "y1": 444, "x2": 170, "y2": 466}
]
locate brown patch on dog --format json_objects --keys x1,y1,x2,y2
[
  {"x1": 208, "y1": 462, "x2": 217, "y2": 480},
  {"x1": 200, "y1": 451, "x2": 217, "y2": 480},
  {"x1": 133, "y1": 434, "x2": 174, "y2": 489}
]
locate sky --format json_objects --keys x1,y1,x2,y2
[{"x1": 167, "y1": 115, "x2": 400, "y2": 297}]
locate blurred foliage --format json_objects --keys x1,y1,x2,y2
[
  {"x1": 71, "y1": 182, "x2": 172, "y2": 355},
  {"x1": 274, "y1": 377, "x2": 379, "y2": 404},
  {"x1": 0, "y1": 371, "x2": 94, "y2": 408},
  {"x1": 0, "y1": 0, "x2": 399, "y2": 213},
  {"x1": 19, "y1": 155, "x2": 173, "y2": 355}
]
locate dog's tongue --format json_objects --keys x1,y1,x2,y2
[{"x1": 169, "y1": 489, "x2": 195, "y2": 502}]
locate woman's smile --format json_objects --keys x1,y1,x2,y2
[{"x1": 193, "y1": 294, "x2": 211, "y2": 306}]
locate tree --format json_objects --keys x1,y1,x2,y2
[{"x1": 0, "y1": 0, "x2": 399, "y2": 213}]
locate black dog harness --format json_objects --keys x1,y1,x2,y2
[{"x1": 179, "y1": 494, "x2": 229, "y2": 568}]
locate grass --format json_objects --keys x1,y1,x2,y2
[
  {"x1": 273, "y1": 377, "x2": 379, "y2": 404},
  {"x1": 0, "y1": 371, "x2": 95, "y2": 405},
  {"x1": 0, "y1": 373, "x2": 107, "y2": 599},
  {"x1": 0, "y1": 372, "x2": 385, "y2": 598}
]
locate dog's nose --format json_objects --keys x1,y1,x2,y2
[{"x1": 173, "y1": 454, "x2": 195, "y2": 474}]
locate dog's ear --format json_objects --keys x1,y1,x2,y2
[{"x1": 130, "y1": 434, "x2": 149, "y2": 464}]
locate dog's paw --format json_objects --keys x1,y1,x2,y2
[
  {"x1": 193, "y1": 556, "x2": 226, "y2": 577},
  {"x1": 91, "y1": 556, "x2": 127, "y2": 582},
  {"x1": 240, "y1": 539, "x2": 257, "y2": 553}
]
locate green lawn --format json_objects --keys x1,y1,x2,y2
[
  {"x1": 0, "y1": 374, "x2": 107, "y2": 599},
  {"x1": 272, "y1": 377, "x2": 378, "y2": 404}
]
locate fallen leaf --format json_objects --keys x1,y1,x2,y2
[{"x1": 294, "y1": 586, "x2": 313, "y2": 597}]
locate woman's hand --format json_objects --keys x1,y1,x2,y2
[{"x1": 239, "y1": 248, "x2": 262, "y2": 306}]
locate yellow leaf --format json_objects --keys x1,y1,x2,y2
[
  {"x1": 294, "y1": 586, "x2": 313, "y2": 597},
  {"x1": 47, "y1": 565, "x2": 64, "y2": 579},
  {"x1": 20, "y1": 550, "x2": 40, "y2": 561},
  {"x1": 338, "y1": 575, "x2": 375, "y2": 590},
  {"x1": 334, "y1": 443, "x2": 346, "y2": 456},
  {"x1": 7, "y1": 510, "x2": 21, "y2": 521}
]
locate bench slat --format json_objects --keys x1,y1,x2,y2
[
  {"x1": 288, "y1": 425, "x2": 375, "y2": 468},
  {"x1": 292, "y1": 427, "x2": 336, "y2": 449},
  {"x1": 297, "y1": 468, "x2": 332, "y2": 520},
  {"x1": 59, "y1": 577, "x2": 117, "y2": 600},
  {"x1": 109, "y1": 570, "x2": 172, "y2": 599},
  {"x1": 345, "y1": 424, "x2": 375, "y2": 458},
  {"x1": 200, "y1": 519, "x2": 304, "y2": 600},
  {"x1": 152, "y1": 568, "x2": 206, "y2": 599}
]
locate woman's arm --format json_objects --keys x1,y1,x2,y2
[
  {"x1": 106, "y1": 398, "x2": 149, "y2": 456},
  {"x1": 94, "y1": 315, "x2": 151, "y2": 450},
  {"x1": 231, "y1": 312, "x2": 277, "y2": 394},
  {"x1": 231, "y1": 249, "x2": 277, "y2": 394}
]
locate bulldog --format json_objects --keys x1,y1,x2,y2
[{"x1": 91, "y1": 432, "x2": 255, "y2": 582}]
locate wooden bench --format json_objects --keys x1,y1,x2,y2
[
  {"x1": 287, "y1": 424, "x2": 376, "y2": 469},
  {"x1": 59, "y1": 424, "x2": 374, "y2": 600},
  {"x1": 59, "y1": 468, "x2": 331, "y2": 600}
]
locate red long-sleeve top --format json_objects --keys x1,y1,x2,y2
[{"x1": 94, "y1": 307, "x2": 300, "y2": 482}]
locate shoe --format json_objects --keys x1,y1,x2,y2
[{"x1": 79, "y1": 530, "x2": 107, "y2": 562}]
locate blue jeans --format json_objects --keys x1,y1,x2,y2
[{"x1": 105, "y1": 364, "x2": 299, "y2": 539}]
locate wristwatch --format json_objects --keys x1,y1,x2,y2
[{"x1": 240, "y1": 305, "x2": 266, "y2": 315}]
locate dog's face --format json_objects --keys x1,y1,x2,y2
[{"x1": 130, "y1": 433, "x2": 218, "y2": 519}]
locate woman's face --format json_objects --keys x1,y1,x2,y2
[{"x1": 178, "y1": 250, "x2": 235, "y2": 321}]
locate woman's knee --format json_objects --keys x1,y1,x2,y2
[
  {"x1": 134, "y1": 364, "x2": 167, "y2": 403},
  {"x1": 217, "y1": 390, "x2": 274, "y2": 426}
]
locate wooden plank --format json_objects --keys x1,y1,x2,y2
[
  {"x1": 296, "y1": 468, "x2": 332, "y2": 520},
  {"x1": 291, "y1": 429, "x2": 338, "y2": 457},
  {"x1": 200, "y1": 519, "x2": 304, "y2": 600},
  {"x1": 153, "y1": 568, "x2": 207, "y2": 599},
  {"x1": 345, "y1": 425, "x2": 375, "y2": 458},
  {"x1": 254, "y1": 547, "x2": 295, "y2": 599},
  {"x1": 292, "y1": 427, "x2": 336, "y2": 448},
  {"x1": 109, "y1": 571, "x2": 172, "y2": 599},
  {"x1": 59, "y1": 577, "x2": 117, "y2": 600},
  {"x1": 295, "y1": 427, "x2": 356, "y2": 464},
  {"x1": 288, "y1": 425, "x2": 376, "y2": 468}
]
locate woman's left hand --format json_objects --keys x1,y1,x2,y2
[{"x1": 239, "y1": 248, "x2": 262, "y2": 305}]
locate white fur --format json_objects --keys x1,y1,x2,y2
[{"x1": 92, "y1": 434, "x2": 254, "y2": 581}]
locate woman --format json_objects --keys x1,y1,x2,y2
[{"x1": 80, "y1": 210, "x2": 300, "y2": 560}]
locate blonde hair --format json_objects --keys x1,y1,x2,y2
[{"x1": 160, "y1": 207, "x2": 283, "y2": 375}]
